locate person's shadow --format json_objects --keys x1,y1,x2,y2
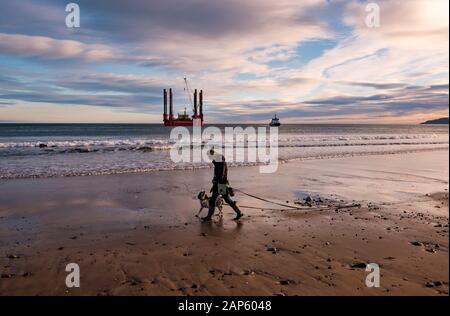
[{"x1": 199, "y1": 215, "x2": 243, "y2": 237}]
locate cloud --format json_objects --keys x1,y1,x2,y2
[
  {"x1": 56, "y1": 73, "x2": 167, "y2": 94},
  {"x1": 48, "y1": 0, "x2": 333, "y2": 73},
  {"x1": 0, "y1": 72, "x2": 167, "y2": 112},
  {"x1": 344, "y1": 0, "x2": 449, "y2": 44},
  {"x1": 207, "y1": 83, "x2": 449, "y2": 123},
  {"x1": 0, "y1": 0, "x2": 448, "y2": 123},
  {"x1": 0, "y1": 89, "x2": 161, "y2": 110},
  {"x1": 333, "y1": 81, "x2": 406, "y2": 90},
  {"x1": 0, "y1": 33, "x2": 115, "y2": 60}
]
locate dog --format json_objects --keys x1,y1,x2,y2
[{"x1": 196, "y1": 190, "x2": 223, "y2": 218}]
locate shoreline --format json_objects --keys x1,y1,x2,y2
[
  {"x1": 0, "y1": 145, "x2": 448, "y2": 180},
  {"x1": 0, "y1": 150, "x2": 448, "y2": 295}
]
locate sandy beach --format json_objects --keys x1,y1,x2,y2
[{"x1": 0, "y1": 150, "x2": 448, "y2": 296}]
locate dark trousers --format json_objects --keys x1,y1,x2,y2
[{"x1": 207, "y1": 184, "x2": 241, "y2": 218}]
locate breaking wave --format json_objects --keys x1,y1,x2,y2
[{"x1": 1, "y1": 130, "x2": 448, "y2": 179}]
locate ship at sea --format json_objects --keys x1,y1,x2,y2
[
  {"x1": 163, "y1": 78, "x2": 204, "y2": 126},
  {"x1": 269, "y1": 114, "x2": 281, "y2": 126}
]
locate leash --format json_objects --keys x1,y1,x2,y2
[
  {"x1": 235, "y1": 204, "x2": 325, "y2": 212},
  {"x1": 233, "y1": 188, "x2": 319, "y2": 211},
  {"x1": 232, "y1": 188, "x2": 361, "y2": 212},
  {"x1": 236, "y1": 204, "x2": 292, "y2": 211}
]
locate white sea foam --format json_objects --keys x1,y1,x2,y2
[
  {"x1": 0, "y1": 129, "x2": 448, "y2": 179},
  {"x1": 0, "y1": 133, "x2": 446, "y2": 149}
]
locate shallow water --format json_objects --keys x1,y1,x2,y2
[{"x1": 0, "y1": 123, "x2": 448, "y2": 179}]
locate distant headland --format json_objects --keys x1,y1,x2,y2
[{"x1": 421, "y1": 117, "x2": 449, "y2": 124}]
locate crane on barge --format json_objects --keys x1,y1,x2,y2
[{"x1": 163, "y1": 78, "x2": 204, "y2": 126}]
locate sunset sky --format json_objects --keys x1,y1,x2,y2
[{"x1": 0, "y1": 0, "x2": 448, "y2": 123}]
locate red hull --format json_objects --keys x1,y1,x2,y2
[
  {"x1": 163, "y1": 119, "x2": 204, "y2": 126},
  {"x1": 163, "y1": 88, "x2": 204, "y2": 127}
]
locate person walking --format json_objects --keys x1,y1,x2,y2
[{"x1": 202, "y1": 149, "x2": 243, "y2": 221}]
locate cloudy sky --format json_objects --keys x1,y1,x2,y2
[{"x1": 0, "y1": 0, "x2": 448, "y2": 123}]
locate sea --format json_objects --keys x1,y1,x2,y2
[{"x1": 0, "y1": 124, "x2": 448, "y2": 179}]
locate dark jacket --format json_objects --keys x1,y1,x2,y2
[{"x1": 212, "y1": 156, "x2": 228, "y2": 184}]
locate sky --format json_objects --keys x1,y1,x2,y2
[{"x1": 0, "y1": 0, "x2": 448, "y2": 123}]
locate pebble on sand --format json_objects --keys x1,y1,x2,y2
[
  {"x1": 351, "y1": 262, "x2": 367, "y2": 269},
  {"x1": 425, "y1": 281, "x2": 443, "y2": 288}
]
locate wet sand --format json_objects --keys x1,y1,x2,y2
[{"x1": 0, "y1": 150, "x2": 448, "y2": 295}]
